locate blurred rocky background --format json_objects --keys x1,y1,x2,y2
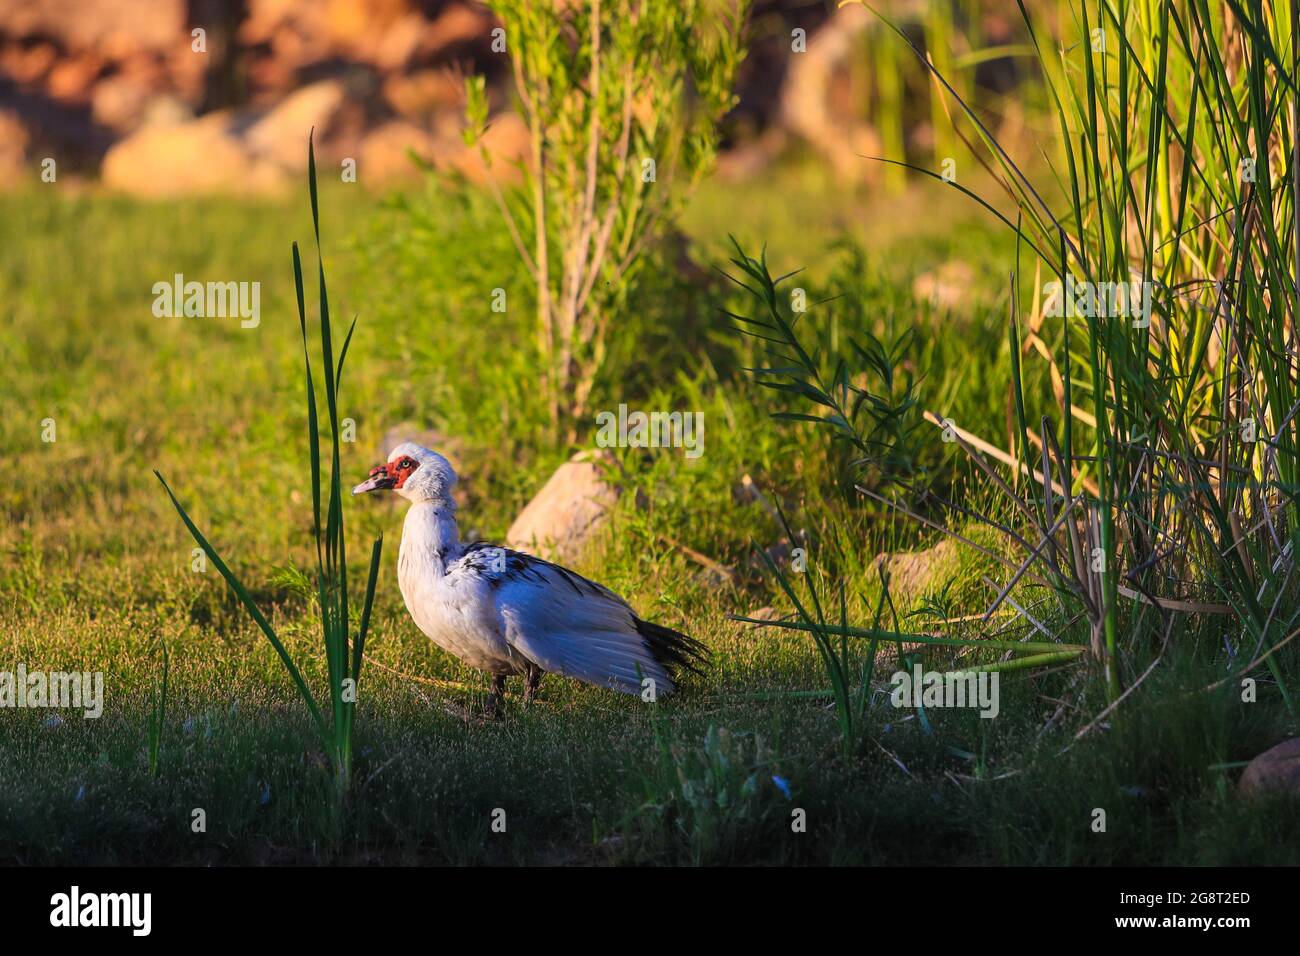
[{"x1": 0, "y1": 0, "x2": 1028, "y2": 194}]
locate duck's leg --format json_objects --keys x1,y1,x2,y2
[
  {"x1": 523, "y1": 663, "x2": 544, "y2": 705},
  {"x1": 484, "y1": 673, "x2": 507, "y2": 719}
]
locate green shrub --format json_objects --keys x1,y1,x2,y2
[{"x1": 466, "y1": 0, "x2": 750, "y2": 438}]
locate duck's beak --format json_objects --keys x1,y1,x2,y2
[{"x1": 352, "y1": 463, "x2": 396, "y2": 495}]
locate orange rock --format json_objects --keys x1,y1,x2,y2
[
  {"x1": 0, "y1": 40, "x2": 58, "y2": 86},
  {"x1": 46, "y1": 52, "x2": 104, "y2": 105},
  {"x1": 451, "y1": 111, "x2": 529, "y2": 185},
  {"x1": 0, "y1": 0, "x2": 185, "y2": 56},
  {"x1": 358, "y1": 119, "x2": 439, "y2": 184},
  {"x1": 506, "y1": 451, "x2": 620, "y2": 564},
  {"x1": 0, "y1": 109, "x2": 31, "y2": 182},
  {"x1": 383, "y1": 68, "x2": 464, "y2": 122},
  {"x1": 421, "y1": 4, "x2": 494, "y2": 57},
  {"x1": 101, "y1": 112, "x2": 285, "y2": 197}
]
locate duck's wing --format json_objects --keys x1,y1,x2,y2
[{"x1": 453, "y1": 543, "x2": 706, "y2": 695}]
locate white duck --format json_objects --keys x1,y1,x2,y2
[{"x1": 353, "y1": 442, "x2": 706, "y2": 714}]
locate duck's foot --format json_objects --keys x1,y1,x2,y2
[
  {"x1": 483, "y1": 673, "x2": 508, "y2": 720},
  {"x1": 523, "y1": 663, "x2": 544, "y2": 705}
]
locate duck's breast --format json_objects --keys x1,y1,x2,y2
[{"x1": 397, "y1": 537, "x2": 520, "y2": 673}]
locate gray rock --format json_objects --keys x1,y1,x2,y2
[
  {"x1": 1239, "y1": 737, "x2": 1300, "y2": 796},
  {"x1": 244, "y1": 79, "x2": 351, "y2": 172},
  {"x1": 873, "y1": 537, "x2": 963, "y2": 607}
]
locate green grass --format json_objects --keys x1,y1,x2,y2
[
  {"x1": 156, "y1": 137, "x2": 384, "y2": 798},
  {"x1": 869, "y1": 0, "x2": 1300, "y2": 710},
  {"x1": 1, "y1": 157, "x2": 1297, "y2": 864}
]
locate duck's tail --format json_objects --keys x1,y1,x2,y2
[{"x1": 634, "y1": 617, "x2": 709, "y2": 686}]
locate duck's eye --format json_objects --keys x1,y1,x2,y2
[{"x1": 401, "y1": 458, "x2": 414, "y2": 470}]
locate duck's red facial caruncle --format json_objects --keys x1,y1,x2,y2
[{"x1": 352, "y1": 455, "x2": 420, "y2": 495}]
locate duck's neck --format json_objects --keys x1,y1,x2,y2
[{"x1": 401, "y1": 498, "x2": 462, "y2": 576}]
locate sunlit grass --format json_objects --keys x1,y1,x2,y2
[
  {"x1": 2, "y1": 115, "x2": 1297, "y2": 862},
  {"x1": 157, "y1": 137, "x2": 384, "y2": 796}
]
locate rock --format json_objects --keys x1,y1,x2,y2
[
  {"x1": 451, "y1": 111, "x2": 530, "y2": 184},
  {"x1": 0, "y1": 109, "x2": 31, "y2": 180},
  {"x1": 91, "y1": 74, "x2": 154, "y2": 131},
  {"x1": 693, "y1": 566, "x2": 732, "y2": 590},
  {"x1": 358, "y1": 119, "x2": 437, "y2": 183},
  {"x1": 506, "y1": 450, "x2": 619, "y2": 563},
  {"x1": 873, "y1": 537, "x2": 963, "y2": 607},
  {"x1": 1239, "y1": 738, "x2": 1300, "y2": 796},
  {"x1": 383, "y1": 68, "x2": 464, "y2": 125},
  {"x1": 371, "y1": 13, "x2": 426, "y2": 71},
  {"x1": 740, "y1": 606, "x2": 779, "y2": 627},
  {"x1": 778, "y1": 2, "x2": 881, "y2": 184},
  {"x1": 140, "y1": 95, "x2": 193, "y2": 127},
  {"x1": 324, "y1": 0, "x2": 403, "y2": 45},
  {"x1": 0, "y1": 0, "x2": 186, "y2": 56},
  {"x1": 244, "y1": 79, "x2": 351, "y2": 171},
  {"x1": 101, "y1": 111, "x2": 284, "y2": 196},
  {"x1": 421, "y1": 4, "x2": 495, "y2": 58},
  {"x1": 913, "y1": 261, "x2": 975, "y2": 312},
  {"x1": 242, "y1": 0, "x2": 433, "y2": 74},
  {"x1": 45, "y1": 50, "x2": 104, "y2": 104},
  {"x1": 0, "y1": 39, "x2": 59, "y2": 85}
]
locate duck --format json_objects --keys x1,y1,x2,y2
[{"x1": 353, "y1": 442, "x2": 706, "y2": 714}]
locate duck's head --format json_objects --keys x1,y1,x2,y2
[{"x1": 352, "y1": 441, "x2": 457, "y2": 504}]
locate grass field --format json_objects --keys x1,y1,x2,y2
[{"x1": 3, "y1": 154, "x2": 1297, "y2": 865}]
